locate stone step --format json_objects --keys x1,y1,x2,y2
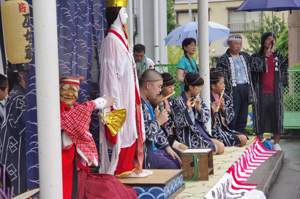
[{"x1": 246, "y1": 150, "x2": 285, "y2": 196}]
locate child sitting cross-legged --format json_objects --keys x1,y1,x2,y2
[
  {"x1": 139, "y1": 69, "x2": 181, "y2": 169},
  {"x1": 210, "y1": 68, "x2": 247, "y2": 147}
]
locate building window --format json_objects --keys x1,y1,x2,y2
[
  {"x1": 227, "y1": 8, "x2": 261, "y2": 33},
  {"x1": 176, "y1": 9, "x2": 210, "y2": 25}
]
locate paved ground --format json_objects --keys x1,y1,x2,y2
[{"x1": 267, "y1": 138, "x2": 300, "y2": 199}]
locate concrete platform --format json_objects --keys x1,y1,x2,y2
[
  {"x1": 246, "y1": 150, "x2": 285, "y2": 196},
  {"x1": 267, "y1": 139, "x2": 300, "y2": 199}
]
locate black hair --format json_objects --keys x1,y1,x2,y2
[
  {"x1": 182, "y1": 38, "x2": 196, "y2": 55},
  {"x1": 259, "y1": 32, "x2": 277, "y2": 55},
  {"x1": 7, "y1": 62, "x2": 22, "y2": 93},
  {"x1": 210, "y1": 68, "x2": 224, "y2": 87},
  {"x1": 134, "y1": 44, "x2": 146, "y2": 53},
  {"x1": 105, "y1": 7, "x2": 123, "y2": 36},
  {"x1": 184, "y1": 72, "x2": 204, "y2": 91},
  {"x1": 139, "y1": 69, "x2": 162, "y2": 87},
  {"x1": 161, "y1": 72, "x2": 175, "y2": 86},
  {"x1": 0, "y1": 74, "x2": 7, "y2": 92}
]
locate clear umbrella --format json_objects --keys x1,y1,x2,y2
[{"x1": 164, "y1": 21, "x2": 230, "y2": 46}]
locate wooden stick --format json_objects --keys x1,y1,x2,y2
[
  {"x1": 155, "y1": 105, "x2": 159, "y2": 110},
  {"x1": 162, "y1": 92, "x2": 175, "y2": 100},
  {"x1": 158, "y1": 61, "x2": 165, "y2": 73},
  {"x1": 216, "y1": 89, "x2": 225, "y2": 112},
  {"x1": 191, "y1": 93, "x2": 200, "y2": 107}
]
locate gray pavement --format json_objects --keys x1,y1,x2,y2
[{"x1": 267, "y1": 138, "x2": 300, "y2": 199}]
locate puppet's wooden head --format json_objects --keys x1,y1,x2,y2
[{"x1": 59, "y1": 76, "x2": 84, "y2": 106}]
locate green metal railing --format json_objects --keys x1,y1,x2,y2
[
  {"x1": 157, "y1": 65, "x2": 182, "y2": 98},
  {"x1": 157, "y1": 65, "x2": 300, "y2": 129},
  {"x1": 283, "y1": 68, "x2": 300, "y2": 129}
]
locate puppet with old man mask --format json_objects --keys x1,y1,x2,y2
[{"x1": 60, "y1": 76, "x2": 137, "y2": 199}]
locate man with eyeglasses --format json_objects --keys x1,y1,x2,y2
[{"x1": 216, "y1": 35, "x2": 270, "y2": 136}]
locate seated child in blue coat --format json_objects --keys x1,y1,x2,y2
[
  {"x1": 139, "y1": 69, "x2": 181, "y2": 169},
  {"x1": 210, "y1": 68, "x2": 247, "y2": 147}
]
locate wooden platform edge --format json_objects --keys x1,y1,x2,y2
[
  {"x1": 168, "y1": 183, "x2": 186, "y2": 199},
  {"x1": 164, "y1": 169, "x2": 185, "y2": 186}
]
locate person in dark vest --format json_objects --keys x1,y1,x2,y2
[
  {"x1": 216, "y1": 35, "x2": 268, "y2": 135},
  {"x1": 251, "y1": 32, "x2": 288, "y2": 150}
]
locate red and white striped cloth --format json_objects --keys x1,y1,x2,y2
[{"x1": 204, "y1": 138, "x2": 277, "y2": 199}]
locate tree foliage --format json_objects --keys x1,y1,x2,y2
[
  {"x1": 167, "y1": 0, "x2": 178, "y2": 34},
  {"x1": 275, "y1": 26, "x2": 288, "y2": 57},
  {"x1": 243, "y1": 13, "x2": 287, "y2": 53}
]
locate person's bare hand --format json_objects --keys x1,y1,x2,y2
[
  {"x1": 163, "y1": 98, "x2": 169, "y2": 108},
  {"x1": 186, "y1": 97, "x2": 193, "y2": 111},
  {"x1": 219, "y1": 98, "x2": 225, "y2": 113},
  {"x1": 102, "y1": 96, "x2": 117, "y2": 109},
  {"x1": 194, "y1": 97, "x2": 201, "y2": 109},
  {"x1": 154, "y1": 109, "x2": 160, "y2": 118},
  {"x1": 165, "y1": 146, "x2": 182, "y2": 164},
  {"x1": 163, "y1": 99, "x2": 171, "y2": 114},
  {"x1": 211, "y1": 101, "x2": 218, "y2": 114},
  {"x1": 265, "y1": 45, "x2": 274, "y2": 58},
  {"x1": 155, "y1": 109, "x2": 169, "y2": 126}
]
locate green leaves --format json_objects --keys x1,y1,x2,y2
[
  {"x1": 243, "y1": 13, "x2": 287, "y2": 54},
  {"x1": 167, "y1": 0, "x2": 178, "y2": 34}
]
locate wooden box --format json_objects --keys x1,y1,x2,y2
[{"x1": 181, "y1": 148, "x2": 214, "y2": 181}]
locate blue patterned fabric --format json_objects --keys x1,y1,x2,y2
[
  {"x1": 57, "y1": 0, "x2": 107, "y2": 149},
  {"x1": 171, "y1": 92, "x2": 215, "y2": 151},
  {"x1": 24, "y1": 0, "x2": 106, "y2": 191},
  {"x1": 25, "y1": 0, "x2": 39, "y2": 191},
  {"x1": 0, "y1": 84, "x2": 26, "y2": 195},
  {"x1": 134, "y1": 174, "x2": 183, "y2": 199}
]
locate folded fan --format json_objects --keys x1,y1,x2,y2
[{"x1": 100, "y1": 109, "x2": 127, "y2": 136}]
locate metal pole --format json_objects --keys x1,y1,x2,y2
[
  {"x1": 197, "y1": 0, "x2": 211, "y2": 134},
  {"x1": 139, "y1": 0, "x2": 144, "y2": 44},
  {"x1": 32, "y1": 0, "x2": 63, "y2": 198},
  {"x1": 189, "y1": 0, "x2": 192, "y2": 22},
  {"x1": 154, "y1": 0, "x2": 159, "y2": 63},
  {"x1": 127, "y1": 0, "x2": 133, "y2": 45}
]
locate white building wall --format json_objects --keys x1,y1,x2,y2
[{"x1": 128, "y1": 0, "x2": 168, "y2": 64}]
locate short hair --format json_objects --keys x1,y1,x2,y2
[
  {"x1": 210, "y1": 68, "x2": 225, "y2": 86},
  {"x1": 161, "y1": 72, "x2": 175, "y2": 86},
  {"x1": 139, "y1": 69, "x2": 162, "y2": 87},
  {"x1": 182, "y1": 38, "x2": 196, "y2": 54},
  {"x1": 184, "y1": 72, "x2": 204, "y2": 91},
  {"x1": 0, "y1": 74, "x2": 7, "y2": 92},
  {"x1": 134, "y1": 44, "x2": 146, "y2": 53}
]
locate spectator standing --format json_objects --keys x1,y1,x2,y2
[
  {"x1": 251, "y1": 32, "x2": 288, "y2": 150},
  {"x1": 177, "y1": 38, "x2": 198, "y2": 92},
  {"x1": 216, "y1": 35, "x2": 267, "y2": 134}
]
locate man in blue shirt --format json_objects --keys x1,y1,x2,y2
[{"x1": 216, "y1": 35, "x2": 267, "y2": 134}]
